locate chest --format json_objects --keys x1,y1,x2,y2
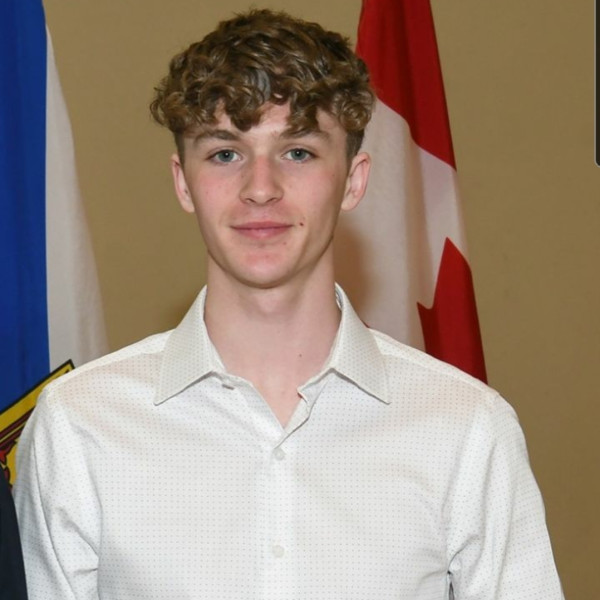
[{"x1": 92, "y1": 379, "x2": 457, "y2": 599}]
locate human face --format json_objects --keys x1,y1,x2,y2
[{"x1": 171, "y1": 103, "x2": 370, "y2": 292}]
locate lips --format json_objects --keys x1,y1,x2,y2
[{"x1": 231, "y1": 221, "x2": 292, "y2": 240}]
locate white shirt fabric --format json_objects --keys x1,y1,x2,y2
[{"x1": 15, "y1": 286, "x2": 563, "y2": 600}]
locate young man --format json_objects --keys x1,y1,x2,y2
[{"x1": 15, "y1": 9, "x2": 563, "y2": 599}]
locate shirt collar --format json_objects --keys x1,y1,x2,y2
[
  {"x1": 155, "y1": 285, "x2": 390, "y2": 405},
  {"x1": 155, "y1": 287, "x2": 221, "y2": 405},
  {"x1": 323, "y1": 285, "x2": 390, "y2": 404}
]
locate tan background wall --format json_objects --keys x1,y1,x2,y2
[{"x1": 43, "y1": 1, "x2": 599, "y2": 597}]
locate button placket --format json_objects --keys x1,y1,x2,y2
[{"x1": 263, "y1": 437, "x2": 296, "y2": 600}]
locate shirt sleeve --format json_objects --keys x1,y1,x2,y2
[
  {"x1": 13, "y1": 389, "x2": 101, "y2": 600},
  {"x1": 445, "y1": 394, "x2": 564, "y2": 600}
]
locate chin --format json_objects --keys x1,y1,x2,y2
[
  {"x1": 227, "y1": 258, "x2": 295, "y2": 289},
  {"x1": 233, "y1": 271, "x2": 292, "y2": 291}
]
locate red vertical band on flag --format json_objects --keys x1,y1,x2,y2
[
  {"x1": 357, "y1": 0, "x2": 455, "y2": 168},
  {"x1": 417, "y1": 240, "x2": 487, "y2": 381}
]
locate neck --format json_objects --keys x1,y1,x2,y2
[{"x1": 204, "y1": 271, "x2": 340, "y2": 425}]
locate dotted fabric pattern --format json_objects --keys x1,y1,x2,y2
[{"x1": 14, "y1": 287, "x2": 564, "y2": 600}]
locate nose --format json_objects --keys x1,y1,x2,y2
[{"x1": 239, "y1": 156, "x2": 283, "y2": 205}]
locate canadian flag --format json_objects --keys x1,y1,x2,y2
[{"x1": 335, "y1": 0, "x2": 487, "y2": 381}]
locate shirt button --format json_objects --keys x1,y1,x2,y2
[
  {"x1": 272, "y1": 544, "x2": 285, "y2": 558},
  {"x1": 273, "y1": 448, "x2": 286, "y2": 461}
]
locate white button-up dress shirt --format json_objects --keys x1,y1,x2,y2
[{"x1": 15, "y1": 286, "x2": 563, "y2": 600}]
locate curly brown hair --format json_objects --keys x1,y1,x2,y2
[{"x1": 150, "y1": 9, "x2": 374, "y2": 159}]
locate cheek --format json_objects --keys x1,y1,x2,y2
[
  {"x1": 188, "y1": 178, "x2": 232, "y2": 219},
  {"x1": 188, "y1": 169, "x2": 237, "y2": 200},
  {"x1": 304, "y1": 185, "x2": 346, "y2": 222},
  {"x1": 188, "y1": 195, "x2": 222, "y2": 240}
]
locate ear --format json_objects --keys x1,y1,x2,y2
[
  {"x1": 171, "y1": 153, "x2": 195, "y2": 213},
  {"x1": 341, "y1": 151, "x2": 371, "y2": 212}
]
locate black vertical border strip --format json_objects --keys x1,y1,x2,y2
[{"x1": 594, "y1": 0, "x2": 600, "y2": 167}]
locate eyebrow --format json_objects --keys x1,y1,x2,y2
[
  {"x1": 192, "y1": 129, "x2": 240, "y2": 144},
  {"x1": 283, "y1": 128, "x2": 331, "y2": 142},
  {"x1": 192, "y1": 126, "x2": 331, "y2": 145}
]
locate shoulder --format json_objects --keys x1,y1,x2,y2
[
  {"x1": 369, "y1": 327, "x2": 517, "y2": 428},
  {"x1": 367, "y1": 330, "x2": 533, "y2": 496},
  {"x1": 17, "y1": 331, "x2": 173, "y2": 468},
  {"x1": 38, "y1": 330, "x2": 171, "y2": 410}
]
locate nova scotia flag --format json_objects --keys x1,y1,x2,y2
[{"x1": 0, "y1": 0, "x2": 107, "y2": 483}]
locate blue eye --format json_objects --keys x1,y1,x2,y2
[
  {"x1": 286, "y1": 148, "x2": 313, "y2": 162},
  {"x1": 211, "y1": 150, "x2": 239, "y2": 163}
]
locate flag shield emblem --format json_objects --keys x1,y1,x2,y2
[{"x1": 0, "y1": 361, "x2": 73, "y2": 486}]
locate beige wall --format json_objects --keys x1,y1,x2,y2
[{"x1": 43, "y1": 1, "x2": 599, "y2": 597}]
